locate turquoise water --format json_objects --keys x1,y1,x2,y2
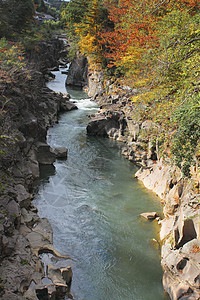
[{"x1": 33, "y1": 69, "x2": 168, "y2": 300}]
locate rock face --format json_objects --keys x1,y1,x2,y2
[
  {"x1": 88, "y1": 70, "x2": 104, "y2": 100},
  {"x1": 0, "y1": 37, "x2": 73, "y2": 299},
  {"x1": 86, "y1": 68, "x2": 200, "y2": 299},
  {"x1": 66, "y1": 54, "x2": 88, "y2": 87},
  {"x1": 26, "y1": 35, "x2": 69, "y2": 73}
]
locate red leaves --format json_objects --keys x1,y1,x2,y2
[{"x1": 99, "y1": 0, "x2": 159, "y2": 68}]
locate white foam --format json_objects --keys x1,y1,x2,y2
[{"x1": 74, "y1": 98, "x2": 99, "y2": 111}]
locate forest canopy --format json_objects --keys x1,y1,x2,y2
[{"x1": 60, "y1": 0, "x2": 200, "y2": 176}]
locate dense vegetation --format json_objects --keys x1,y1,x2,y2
[
  {"x1": 0, "y1": 0, "x2": 199, "y2": 177},
  {"x1": 0, "y1": 0, "x2": 63, "y2": 78},
  {"x1": 60, "y1": 0, "x2": 200, "y2": 177}
]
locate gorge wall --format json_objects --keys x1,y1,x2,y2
[{"x1": 0, "y1": 37, "x2": 76, "y2": 299}]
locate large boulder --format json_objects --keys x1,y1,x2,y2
[
  {"x1": 66, "y1": 54, "x2": 88, "y2": 87},
  {"x1": 87, "y1": 111, "x2": 126, "y2": 138},
  {"x1": 51, "y1": 147, "x2": 68, "y2": 159},
  {"x1": 35, "y1": 143, "x2": 56, "y2": 165}
]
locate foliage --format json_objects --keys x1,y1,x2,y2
[
  {"x1": 60, "y1": 0, "x2": 113, "y2": 65},
  {"x1": 0, "y1": 0, "x2": 35, "y2": 38},
  {"x1": 34, "y1": 0, "x2": 48, "y2": 12},
  {"x1": 171, "y1": 94, "x2": 200, "y2": 177},
  {"x1": 0, "y1": 0, "x2": 199, "y2": 177},
  {"x1": 0, "y1": 38, "x2": 25, "y2": 71}
]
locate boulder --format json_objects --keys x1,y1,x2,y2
[
  {"x1": 87, "y1": 111, "x2": 124, "y2": 137},
  {"x1": 140, "y1": 212, "x2": 158, "y2": 220},
  {"x1": 59, "y1": 100, "x2": 78, "y2": 112},
  {"x1": 87, "y1": 115, "x2": 113, "y2": 137},
  {"x1": 51, "y1": 147, "x2": 68, "y2": 159},
  {"x1": 36, "y1": 142, "x2": 56, "y2": 165}
]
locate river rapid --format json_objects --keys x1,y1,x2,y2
[{"x1": 33, "y1": 68, "x2": 168, "y2": 300}]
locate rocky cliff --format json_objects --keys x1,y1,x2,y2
[
  {"x1": 65, "y1": 54, "x2": 88, "y2": 88},
  {"x1": 86, "y1": 68, "x2": 200, "y2": 300},
  {"x1": 0, "y1": 37, "x2": 76, "y2": 299}
]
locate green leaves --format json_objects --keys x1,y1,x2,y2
[
  {"x1": 171, "y1": 94, "x2": 200, "y2": 176},
  {"x1": 0, "y1": 0, "x2": 35, "y2": 38}
]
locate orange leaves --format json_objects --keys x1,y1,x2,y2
[{"x1": 99, "y1": 0, "x2": 159, "y2": 73}]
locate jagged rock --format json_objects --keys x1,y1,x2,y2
[
  {"x1": 140, "y1": 212, "x2": 158, "y2": 220},
  {"x1": 135, "y1": 162, "x2": 172, "y2": 199},
  {"x1": 15, "y1": 184, "x2": 31, "y2": 209},
  {"x1": 26, "y1": 218, "x2": 70, "y2": 259},
  {"x1": 1, "y1": 292, "x2": 24, "y2": 299},
  {"x1": 88, "y1": 70, "x2": 104, "y2": 100},
  {"x1": 163, "y1": 272, "x2": 194, "y2": 300},
  {"x1": 27, "y1": 159, "x2": 40, "y2": 179},
  {"x1": 66, "y1": 54, "x2": 88, "y2": 87},
  {"x1": 126, "y1": 120, "x2": 140, "y2": 141},
  {"x1": 47, "y1": 264, "x2": 72, "y2": 286},
  {"x1": 163, "y1": 184, "x2": 181, "y2": 216},
  {"x1": 7, "y1": 200, "x2": 21, "y2": 229},
  {"x1": 59, "y1": 100, "x2": 78, "y2": 112},
  {"x1": 21, "y1": 208, "x2": 39, "y2": 228},
  {"x1": 36, "y1": 286, "x2": 49, "y2": 300},
  {"x1": 19, "y1": 113, "x2": 46, "y2": 142},
  {"x1": 87, "y1": 111, "x2": 125, "y2": 137},
  {"x1": 87, "y1": 114, "x2": 114, "y2": 137},
  {"x1": 36, "y1": 142, "x2": 56, "y2": 165},
  {"x1": 0, "y1": 36, "x2": 74, "y2": 299},
  {"x1": 51, "y1": 147, "x2": 68, "y2": 159},
  {"x1": 51, "y1": 66, "x2": 59, "y2": 71}
]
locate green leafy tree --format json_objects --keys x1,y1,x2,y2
[
  {"x1": 171, "y1": 94, "x2": 200, "y2": 177},
  {"x1": 0, "y1": 0, "x2": 35, "y2": 38}
]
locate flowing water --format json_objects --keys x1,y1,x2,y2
[{"x1": 33, "y1": 68, "x2": 168, "y2": 300}]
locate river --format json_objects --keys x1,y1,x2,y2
[{"x1": 33, "y1": 67, "x2": 168, "y2": 300}]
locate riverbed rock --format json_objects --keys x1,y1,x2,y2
[
  {"x1": 59, "y1": 100, "x2": 78, "y2": 112},
  {"x1": 140, "y1": 212, "x2": 158, "y2": 220},
  {"x1": 87, "y1": 111, "x2": 126, "y2": 138},
  {"x1": 52, "y1": 147, "x2": 68, "y2": 159},
  {"x1": 87, "y1": 114, "x2": 115, "y2": 137},
  {"x1": 36, "y1": 142, "x2": 56, "y2": 165}
]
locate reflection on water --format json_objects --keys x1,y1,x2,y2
[{"x1": 33, "y1": 68, "x2": 168, "y2": 300}]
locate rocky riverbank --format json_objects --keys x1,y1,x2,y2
[
  {"x1": 0, "y1": 37, "x2": 76, "y2": 299},
  {"x1": 81, "y1": 63, "x2": 200, "y2": 299}
]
